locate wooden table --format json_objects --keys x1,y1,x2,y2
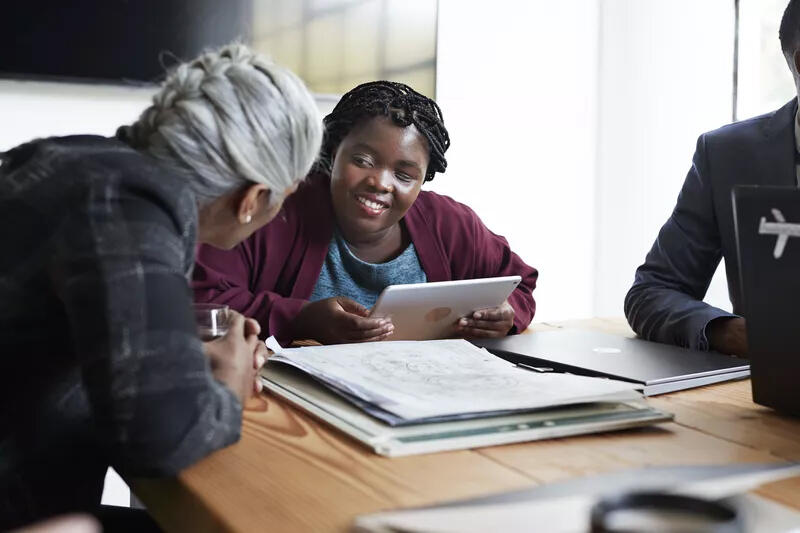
[{"x1": 134, "y1": 318, "x2": 800, "y2": 532}]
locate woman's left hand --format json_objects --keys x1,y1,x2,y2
[
  {"x1": 245, "y1": 317, "x2": 268, "y2": 395},
  {"x1": 457, "y1": 301, "x2": 515, "y2": 338}
]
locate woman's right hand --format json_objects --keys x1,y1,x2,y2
[
  {"x1": 292, "y1": 297, "x2": 394, "y2": 344},
  {"x1": 203, "y1": 311, "x2": 266, "y2": 404}
]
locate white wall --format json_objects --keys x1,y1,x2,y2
[
  {"x1": 0, "y1": 80, "x2": 339, "y2": 153},
  {"x1": 0, "y1": 80, "x2": 156, "y2": 150},
  {"x1": 593, "y1": 0, "x2": 735, "y2": 317},
  {"x1": 435, "y1": 0, "x2": 600, "y2": 322},
  {"x1": 737, "y1": 0, "x2": 797, "y2": 120},
  {"x1": 436, "y1": 0, "x2": 736, "y2": 322}
]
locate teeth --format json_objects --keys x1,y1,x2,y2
[{"x1": 357, "y1": 196, "x2": 386, "y2": 211}]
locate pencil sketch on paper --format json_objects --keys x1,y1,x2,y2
[
  {"x1": 360, "y1": 350, "x2": 521, "y2": 391},
  {"x1": 266, "y1": 338, "x2": 639, "y2": 421}
]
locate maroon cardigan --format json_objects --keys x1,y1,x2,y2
[{"x1": 193, "y1": 174, "x2": 538, "y2": 343}]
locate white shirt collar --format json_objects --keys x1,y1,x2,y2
[
  {"x1": 795, "y1": 108, "x2": 800, "y2": 156},
  {"x1": 794, "y1": 108, "x2": 800, "y2": 187}
]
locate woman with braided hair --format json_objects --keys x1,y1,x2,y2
[
  {"x1": 0, "y1": 44, "x2": 321, "y2": 529},
  {"x1": 194, "y1": 81, "x2": 538, "y2": 345}
]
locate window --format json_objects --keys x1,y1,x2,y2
[
  {"x1": 736, "y1": 0, "x2": 796, "y2": 120},
  {"x1": 252, "y1": 0, "x2": 438, "y2": 97}
]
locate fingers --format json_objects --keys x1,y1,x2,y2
[
  {"x1": 337, "y1": 297, "x2": 370, "y2": 317},
  {"x1": 244, "y1": 317, "x2": 261, "y2": 338},
  {"x1": 459, "y1": 317, "x2": 510, "y2": 331},
  {"x1": 334, "y1": 303, "x2": 389, "y2": 331},
  {"x1": 345, "y1": 321, "x2": 395, "y2": 340},
  {"x1": 242, "y1": 334, "x2": 266, "y2": 398},
  {"x1": 471, "y1": 305, "x2": 514, "y2": 322},
  {"x1": 351, "y1": 332, "x2": 393, "y2": 343},
  {"x1": 459, "y1": 326, "x2": 507, "y2": 338},
  {"x1": 226, "y1": 310, "x2": 246, "y2": 337},
  {"x1": 457, "y1": 309, "x2": 513, "y2": 337},
  {"x1": 345, "y1": 314, "x2": 392, "y2": 332},
  {"x1": 330, "y1": 304, "x2": 394, "y2": 342},
  {"x1": 460, "y1": 303, "x2": 514, "y2": 334},
  {"x1": 253, "y1": 344, "x2": 266, "y2": 394},
  {"x1": 253, "y1": 338, "x2": 269, "y2": 369}
]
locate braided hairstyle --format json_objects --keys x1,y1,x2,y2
[
  {"x1": 118, "y1": 44, "x2": 322, "y2": 205},
  {"x1": 320, "y1": 81, "x2": 450, "y2": 181}
]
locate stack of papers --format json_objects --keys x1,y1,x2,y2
[{"x1": 262, "y1": 338, "x2": 672, "y2": 455}]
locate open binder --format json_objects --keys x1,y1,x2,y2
[{"x1": 261, "y1": 338, "x2": 672, "y2": 456}]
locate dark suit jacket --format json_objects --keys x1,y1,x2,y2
[{"x1": 625, "y1": 99, "x2": 798, "y2": 350}]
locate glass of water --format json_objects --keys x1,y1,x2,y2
[{"x1": 194, "y1": 303, "x2": 230, "y2": 341}]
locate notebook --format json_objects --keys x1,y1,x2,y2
[{"x1": 261, "y1": 338, "x2": 672, "y2": 456}]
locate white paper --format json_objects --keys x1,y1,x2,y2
[
  {"x1": 354, "y1": 494, "x2": 593, "y2": 533},
  {"x1": 355, "y1": 495, "x2": 800, "y2": 533},
  {"x1": 266, "y1": 338, "x2": 639, "y2": 421},
  {"x1": 353, "y1": 465, "x2": 800, "y2": 533}
]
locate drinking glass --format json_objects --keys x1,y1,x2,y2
[{"x1": 194, "y1": 303, "x2": 230, "y2": 341}]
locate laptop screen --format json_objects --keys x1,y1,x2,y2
[{"x1": 733, "y1": 185, "x2": 800, "y2": 414}]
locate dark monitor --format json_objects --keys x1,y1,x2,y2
[
  {"x1": 733, "y1": 185, "x2": 800, "y2": 416},
  {"x1": 0, "y1": 0, "x2": 253, "y2": 84}
]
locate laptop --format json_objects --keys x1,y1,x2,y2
[
  {"x1": 472, "y1": 330, "x2": 750, "y2": 395},
  {"x1": 733, "y1": 185, "x2": 800, "y2": 415}
]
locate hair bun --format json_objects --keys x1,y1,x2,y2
[{"x1": 117, "y1": 43, "x2": 322, "y2": 205}]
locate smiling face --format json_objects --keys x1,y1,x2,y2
[{"x1": 330, "y1": 116, "x2": 430, "y2": 247}]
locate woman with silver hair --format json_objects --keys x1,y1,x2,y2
[{"x1": 0, "y1": 44, "x2": 322, "y2": 530}]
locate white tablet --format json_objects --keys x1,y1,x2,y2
[{"x1": 369, "y1": 276, "x2": 522, "y2": 341}]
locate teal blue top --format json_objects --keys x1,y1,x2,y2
[{"x1": 309, "y1": 229, "x2": 427, "y2": 308}]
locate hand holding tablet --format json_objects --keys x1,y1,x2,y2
[
  {"x1": 369, "y1": 276, "x2": 522, "y2": 341},
  {"x1": 457, "y1": 300, "x2": 517, "y2": 338},
  {"x1": 293, "y1": 296, "x2": 395, "y2": 344}
]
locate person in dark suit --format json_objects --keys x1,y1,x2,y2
[{"x1": 625, "y1": 1, "x2": 800, "y2": 356}]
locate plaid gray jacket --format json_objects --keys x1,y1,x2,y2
[{"x1": 0, "y1": 136, "x2": 241, "y2": 527}]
